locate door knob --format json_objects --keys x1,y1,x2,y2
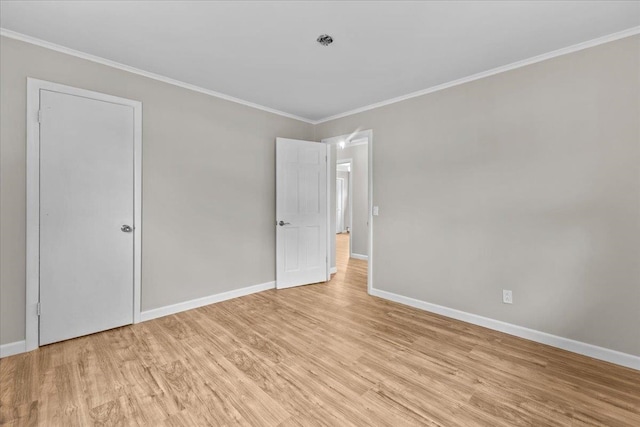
[
  {"x1": 121, "y1": 225, "x2": 133, "y2": 232},
  {"x1": 278, "y1": 221, "x2": 291, "y2": 226}
]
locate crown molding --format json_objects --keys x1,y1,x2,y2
[
  {"x1": 313, "y1": 25, "x2": 640, "y2": 125},
  {"x1": 0, "y1": 28, "x2": 314, "y2": 124},
  {"x1": 2, "y1": 26, "x2": 639, "y2": 126}
]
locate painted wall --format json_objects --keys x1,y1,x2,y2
[
  {"x1": 2, "y1": 33, "x2": 639, "y2": 358},
  {"x1": 0, "y1": 36, "x2": 313, "y2": 346},
  {"x1": 315, "y1": 35, "x2": 640, "y2": 356}
]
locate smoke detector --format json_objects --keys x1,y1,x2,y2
[{"x1": 317, "y1": 34, "x2": 333, "y2": 46}]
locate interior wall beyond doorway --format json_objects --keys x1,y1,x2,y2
[
  {"x1": 337, "y1": 165, "x2": 350, "y2": 233},
  {"x1": 337, "y1": 143, "x2": 369, "y2": 258}
]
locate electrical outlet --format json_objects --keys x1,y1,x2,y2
[{"x1": 502, "y1": 290, "x2": 513, "y2": 304}]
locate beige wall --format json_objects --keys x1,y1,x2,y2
[
  {"x1": 2, "y1": 34, "x2": 639, "y2": 357},
  {"x1": 0, "y1": 36, "x2": 313, "y2": 345},
  {"x1": 315, "y1": 35, "x2": 640, "y2": 356}
]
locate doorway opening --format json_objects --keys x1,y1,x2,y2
[
  {"x1": 323, "y1": 130, "x2": 373, "y2": 294},
  {"x1": 336, "y1": 160, "x2": 351, "y2": 234}
]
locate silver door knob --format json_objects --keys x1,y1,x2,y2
[
  {"x1": 121, "y1": 225, "x2": 133, "y2": 232},
  {"x1": 278, "y1": 221, "x2": 291, "y2": 226}
]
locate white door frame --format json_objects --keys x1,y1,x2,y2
[
  {"x1": 25, "y1": 78, "x2": 142, "y2": 352},
  {"x1": 323, "y1": 130, "x2": 373, "y2": 294}
]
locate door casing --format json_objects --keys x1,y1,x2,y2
[{"x1": 25, "y1": 78, "x2": 142, "y2": 352}]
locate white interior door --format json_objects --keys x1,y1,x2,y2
[
  {"x1": 39, "y1": 89, "x2": 135, "y2": 345},
  {"x1": 276, "y1": 138, "x2": 328, "y2": 289},
  {"x1": 336, "y1": 178, "x2": 344, "y2": 233}
]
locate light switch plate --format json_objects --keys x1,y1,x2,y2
[{"x1": 373, "y1": 206, "x2": 379, "y2": 216}]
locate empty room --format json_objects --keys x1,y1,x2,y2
[{"x1": 1, "y1": 1, "x2": 639, "y2": 426}]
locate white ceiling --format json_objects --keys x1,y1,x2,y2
[{"x1": 2, "y1": 1, "x2": 639, "y2": 122}]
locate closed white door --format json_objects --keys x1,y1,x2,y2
[
  {"x1": 336, "y1": 178, "x2": 344, "y2": 233},
  {"x1": 276, "y1": 138, "x2": 328, "y2": 289},
  {"x1": 39, "y1": 89, "x2": 135, "y2": 345}
]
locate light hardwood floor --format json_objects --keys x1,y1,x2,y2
[{"x1": 1, "y1": 233, "x2": 639, "y2": 426}]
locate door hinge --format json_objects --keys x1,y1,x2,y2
[
  {"x1": 37, "y1": 110, "x2": 42, "y2": 123},
  {"x1": 37, "y1": 302, "x2": 41, "y2": 316}
]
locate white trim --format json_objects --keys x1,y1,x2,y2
[
  {"x1": 314, "y1": 26, "x2": 640, "y2": 124},
  {"x1": 351, "y1": 253, "x2": 369, "y2": 261},
  {"x1": 5, "y1": 281, "x2": 275, "y2": 357},
  {"x1": 322, "y1": 129, "x2": 374, "y2": 294},
  {"x1": 26, "y1": 78, "x2": 143, "y2": 352},
  {"x1": 370, "y1": 288, "x2": 640, "y2": 371},
  {"x1": 343, "y1": 138, "x2": 368, "y2": 148},
  {"x1": 140, "y1": 281, "x2": 275, "y2": 322},
  {"x1": 4, "y1": 27, "x2": 638, "y2": 125},
  {"x1": 0, "y1": 28, "x2": 312, "y2": 124},
  {"x1": 330, "y1": 267, "x2": 338, "y2": 275},
  {"x1": 326, "y1": 144, "x2": 331, "y2": 279},
  {"x1": 25, "y1": 79, "x2": 40, "y2": 352},
  {"x1": 0, "y1": 341, "x2": 26, "y2": 358},
  {"x1": 325, "y1": 144, "x2": 331, "y2": 282},
  {"x1": 325, "y1": 145, "x2": 333, "y2": 277},
  {"x1": 367, "y1": 131, "x2": 373, "y2": 296},
  {"x1": 133, "y1": 99, "x2": 143, "y2": 324}
]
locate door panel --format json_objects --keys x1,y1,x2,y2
[
  {"x1": 276, "y1": 138, "x2": 328, "y2": 289},
  {"x1": 284, "y1": 228, "x2": 300, "y2": 272},
  {"x1": 305, "y1": 225, "x2": 321, "y2": 268},
  {"x1": 39, "y1": 89, "x2": 135, "y2": 345}
]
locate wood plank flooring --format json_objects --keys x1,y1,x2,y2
[{"x1": 1, "y1": 233, "x2": 639, "y2": 426}]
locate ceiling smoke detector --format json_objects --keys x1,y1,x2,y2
[{"x1": 316, "y1": 34, "x2": 333, "y2": 46}]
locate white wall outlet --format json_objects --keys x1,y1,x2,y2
[
  {"x1": 373, "y1": 206, "x2": 379, "y2": 216},
  {"x1": 502, "y1": 290, "x2": 513, "y2": 304}
]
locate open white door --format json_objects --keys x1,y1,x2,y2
[{"x1": 276, "y1": 138, "x2": 328, "y2": 289}]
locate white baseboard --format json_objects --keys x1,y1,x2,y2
[
  {"x1": 351, "y1": 253, "x2": 369, "y2": 261},
  {"x1": 1, "y1": 282, "x2": 275, "y2": 358},
  {"x1": 330, "y1": 267, "x2": 338, "y2": 274},
  {"x1": 140, "y1": 281, "x2": 275, "y2": 322},
  {"x1": 0, "y1": 340, "x2": 26, "y2": 358},
  {"x1": 370, "y1": 288, "x2": 640, "y2": 371}
]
